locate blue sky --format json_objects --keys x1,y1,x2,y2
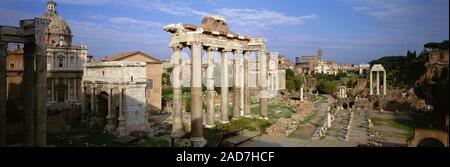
[{"x1": 0, "y1": 0, "x2": 448, "y2": 64}]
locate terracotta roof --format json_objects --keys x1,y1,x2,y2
[{"x1": 102, "y1": 51, "x2": 161, "y2": 63}]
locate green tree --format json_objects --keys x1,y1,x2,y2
[
  {"x1": 286, "y1": 80, "x2": 296, "y2": 92},
  {"x1": 317, "y1": 80, "x2": 337, "y2": 94}
]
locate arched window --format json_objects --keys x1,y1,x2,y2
[
  {"x1": 58, "y1": 58, "x2": 64, "y2": 68},
  {"x1": 9, "y1": 63, "x2": 14, "y2": 69}
]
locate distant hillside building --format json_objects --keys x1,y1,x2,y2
[
  {"x1": 295, "y1": 49, "x2": 323, "y2": 74},
  {"x1": 314, "y1": 61, "x2": 338, "y2": 75}
]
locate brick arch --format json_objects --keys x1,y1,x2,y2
[{"x1": 408, "y1": 129, "x2": 448, "y2": 147}]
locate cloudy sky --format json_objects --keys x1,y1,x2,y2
[{"x1": 0, "y1": 0, "x2": 448, "y2": 64}]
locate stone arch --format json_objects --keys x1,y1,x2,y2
[
  {"x1": 343, "y1": 103, "x2": 349, "y2": 110},
  {"x1": 417, "y1": 138, "x2": 446, "y2": 147},
  {"x1": 55, "y1": 82, "x2": 67, "y2": 102},
  {"x1": 96, "y1": 91, "x2": 109, "y2": 128},
  {"x1": 409, "y1": 129, "x2": 448, "y2": 147}
]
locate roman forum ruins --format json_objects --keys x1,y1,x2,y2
[
  {"x1": 81, "y1": 61, "x2": 149, "y2": 136},
  {"x1": 369, "y1": 64, "x2": 387, "y2": 96},
  {"x1": 164, "y1": 16, "x2": 273, "y2": 147},
  {"x1": 0, "y1": 18, "x2": 50, "y2": 146}
]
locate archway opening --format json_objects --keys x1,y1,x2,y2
[
  {"x1": 349, "y1": 101, "x2": 355, "y2": 109},
  {"x1": 55, "y1": 82, "x2": 67, "y2": 103},
  {"x1": 343, "y1": 103, "x2": 348, "y2": 110},
  {"x1": 96, "y1": 92, "x2": 109, "y2": 128},
  {"x1": 417, "y1": 138, "x2": 445, "y2": 147}
]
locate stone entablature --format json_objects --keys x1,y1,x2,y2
[{"x1": 83, "y1": 61, "x2": 147, "y2": 84}]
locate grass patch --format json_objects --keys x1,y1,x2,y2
[
  {"x1": 47, "y1": 128, "x2": 169, "y2": 147},
  {"x1": 251, "y1": 104, "x2": 295, "y2": 120},
  {"x1": 371, "y1": 118, "x2": 415, "y2": 138},
  {"x1": 211, "y1": 117, "x2": 274, "y2": 135}
]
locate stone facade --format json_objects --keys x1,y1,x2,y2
[
  {"x1": 82, "y1": 61, "x2": 149, "y2": 136},
  {"x1": 5, "y1": 1, "x2": 89, "y2": 113},
  {"x1": 101, "y1": 51, "x2": 163, "y2": 114},
  {"x1": 314, "y1": 61, "x2": 338, "y2": 75},
  {"x1": 295, "y1": 49, "x2": 323, "y2": 74}
]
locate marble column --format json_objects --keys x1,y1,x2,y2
[
  {"x1": 243, "y1": 51, "x2": 251, "y2": 117},
  {"x1": 369, "y1": 71, "x2": 373, "y2": 95},
  {"x1": 232, "y1": 50, "x2": 242, "y2": 120},
  {"x1": 383, "y1": 71, "x2": 387, "y2": 96},
  {"x1": 22, "y1": 43, "x2": 36, "y2": 146},
  {"x1": 376, "y1": 71, "x2": 380, "y2": 95},
  {"x1": 81, "y1": 86, "x2": 87, "y2": 126},
  {"x1": 34, "y1": 25, "x2": 49, "y2": 146},
  {"x1": 220, "y1": 49, "x2": 230, "y2": 123},
  {"x1": 105, "y1": 88, "x2": 114, "y2": 132},
  {"x1": 171, "y1": 44, "x2": 183, "y2": 137},
  {"x1": 0, "y1": 43, "x2": 7, "y2": 146},
  {"x1": 206, "y1": 46, "x2": 217, "y2": 128},
  {"x1": 190, "y1": 42, "x2": 206, "y2": 147},
  {"x1": 67, "y1": 78, "x2": 71, "y2": 101},
  {"x1": 73, "y1": 78, "x2": 77, "y2": 100},
  {"x1": 90, "y1": 87, "x2": 95, "y2": 127},
  {"x1": 117, "y1": 88, "x2": 126, "y2": 136},
  {"x1": 240, "y1": 63, "x2": 244, "y2": 116},
  {"x1": 300, "y1": 87, "x2": 304, "y2": 101},
  {"x1": 327, "y1": 111, "x2": 331, "y2": 128},
  {"x1": 259, "y1": 51, "x2": 268, "y2": 120}
]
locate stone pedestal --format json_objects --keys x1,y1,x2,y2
[{"x1": 190, "y1": 136, "x2": 207, "y2": 147}]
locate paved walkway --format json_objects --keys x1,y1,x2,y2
[{"x1": 238, "y1": 135, "x2": 358, "y2": 147}]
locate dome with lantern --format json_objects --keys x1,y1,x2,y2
[{"x1": 39, "y1": 0, "x2": 73, "y2": 47}]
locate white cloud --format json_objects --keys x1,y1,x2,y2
[
  {"x1": 109, "y1": 17, "x2": 164, "y2": 28},
  {"x1": 216, "y1": 8, "x2": 318, "y2": 27},
  {"x1": 342, "y1": 0, "x2": 420, "y2": 23}
]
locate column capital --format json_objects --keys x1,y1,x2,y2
[
  {"x1": 206, "y1": 46, "x2": 218, "y2": 52},
  {"x1": 243, "y1": 50, "x2": 252, "y2": 55},
  {"x1": 170, "y1": 43, "x2": 183, "y2": 51}
]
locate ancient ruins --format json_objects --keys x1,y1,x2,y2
[
  {"x1": 369, "y1": 64, "x2": 387, "y2": 96},
  {"x1": 0, "y1": 18, "x2": 50, "y2": 146},
  {"x1": 81, "y1": 61, "x2": 150, "y2": 136},
  {"x1": 164, "y1": 16, "x2": 274, "y2": 147}
]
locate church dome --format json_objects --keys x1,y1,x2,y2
[{"x1": 39, "y1": 0, "x2": 73, "y2": 47}]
